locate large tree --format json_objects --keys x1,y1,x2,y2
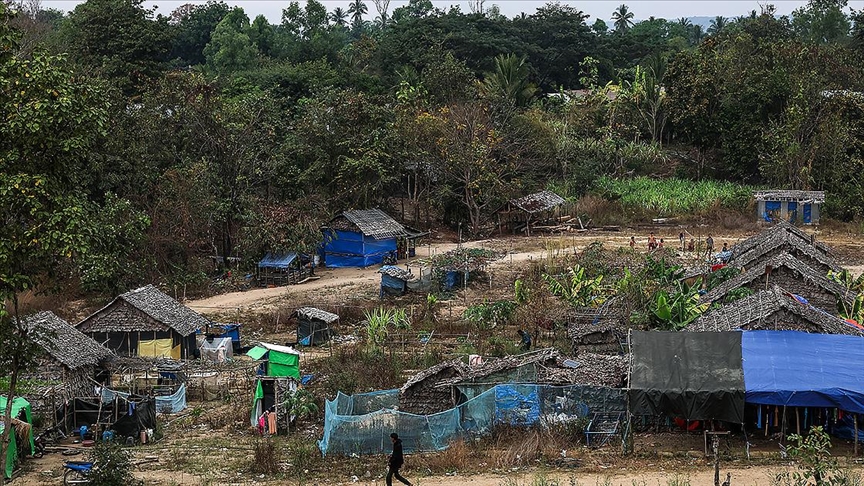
[
  {"x1": 63, "y1": 0, "x2": 173, "y2": 94},
  {"x1": 0, "y1": 4, "x2": 108, "y2": 482},
  {"x1": 170, "y1": 0, "x2": 231, "y2": 65},
  {"x1": 612, "y1": 4, "x2": 635, "y2": 33}
]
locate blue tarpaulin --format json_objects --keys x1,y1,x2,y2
[
  {"x1": 258, "y1": 253, "x2": 297, "y2": 269},
  {"x1": 323, "y1": 230, "x2": 396, "y2": 268},
  {"x1": 742, "y1": 331, "x2": 864, "y2": 413}
]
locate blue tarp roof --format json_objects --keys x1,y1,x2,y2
[
  {"x1": 743, "y1": 330, "x2": 864, "y2": 413},
  {"x1": 258, "y1": 252, "x2": 297, "y2": 269}
]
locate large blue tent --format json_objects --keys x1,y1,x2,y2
[{"x1": 742, "y1": 330, "x2": 864, "y2": 413}]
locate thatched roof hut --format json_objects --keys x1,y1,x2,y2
[
  {"x1": 78, "y1": 285, "x2": 209, "y2": 359},
  {"x1": 700, "y1": 252, "x2": 852, "y2": 311},
  {"x1": 730, "y1": 224, "x2": 840, "y2": 274},
  {"x1": 689, "y1": 286, "x2": 862, "y2": 335},
  {"x1": 399, "y1": 359, "x2": 469, "y2": 415},
  {"x1": 24, "y1": 311, "x2": 113, "y2": 370},
  {"x1": 732, "y1": 221, "x2": 830, "y2": 258}
]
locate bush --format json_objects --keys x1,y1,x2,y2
[{"x1": 87, "y1": 441, "x2": 134, "y2": 486}]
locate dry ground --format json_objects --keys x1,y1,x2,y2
[{"x1": 13, "y1": 225, "x2": 864, "y2": 485}]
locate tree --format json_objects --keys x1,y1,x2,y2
[
  {"x1": 593, "y1": 18, "x2": 608, "y2": 35},
  {"x1": 372, "y1": 0, "x2": 391, "y2": 27},
  {"x1": 170, "y1": 0, "x2": 231, "y2": 65},
  {"x1": 612, "y1": 4, "x2": 635, "y2": 33},
  {"x1": 63, "y1": 0, "x2": 173, "y2": 94},
  {"x1": 248, "y1": 14, "x2": 275, "y2": 56},
  {"x1": 329, "y1": 7, "x2": 348, "y2": 27},
  {"x1": 348, "y1": 0, "x2": 367, "y2": 32},
  {"x1": 792, "y1": 0, "x2": 851, "y2": 43},
  {"x1": 0, "y1": 5, "x2": 108, "y2": 481},
  {"x1": 203, "y1": 8, "x2": 257, "y2": 73},
  {"x1": 481, "y1": 53, "x2": 536, "y2": 110},
  {"x1": 708, "y1": 15, "x2": 728, "y2": 35}
]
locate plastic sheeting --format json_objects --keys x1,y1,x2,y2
[
  {"x1": 101, "y1": 384, "x2": 187, "y2": 414},
  {"x1": 629, "y1": 331, "x2": 745, "y2": 423},
  {"x1": 201, "y1": 337, "x2": 233, "y2": 362},
  {"x1": 318, "y1": 385, "x2": 625, "y2": 455},
  {"x1": 324, "y1": 230, "x2": 397, "y2": 268},
  {"x1": 0, "y1": 396, "x2": 34, "y2": 479},
  {"x1": 258, "y1": 252, "x2": 297, "y2": 269},
  {"x1": 742, "y1": 330, "x2": 864, "y2": 413},
  {"x1": 138, "y1": 338, "x2": 180, "y2": 360}
]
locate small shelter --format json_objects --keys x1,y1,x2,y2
[
  {"x1": 700, "y1": 252, "x2": 852, "y2": 311},
  {"x1": 77, "y1": 285, "x2": 210, "y2": 360},
  {"x1": 628, "y1": 331, "x2": 745, "y2": 424},
  {"x1": 378, "y1": 266, "x2": 415, "y2": 297},
  {"x1": 250, "y1": 377, "x2": 297, "y2": 434},
  {"x1": 200, "y1": 337, "x2": 234, "y2": 363},
  {"x1": 567, "y1": 300, "x2": 629, "y2": 355},
  {"x1": 23, "y1": 311, "x2": 114, "y2": 399},
  {"x1": 257, "y1": 252, "x2": 314, "y2": 286},
  {"x1": 0, "y1": 396, "x2": 34, "y2": 479},
  {"x1": 754, "y1": 190, "x2": 824, "y2": 224},
  {"x1": 688, "y1": 286, "x2": 863, "y2": 335},
  {"x1": 729, "y1": 222, "x2": 838, "y2": 274},
  {"x1": 321, "y1": 209, "x2": 410, "y2": 268},
  {"x1": 246, "y1": 342, "x2": 301, "y2": 378},
  {"x1": 292, "y1": 307, "x2": 339, "y2": 346},
  {"x1": 498, "y1": 190, "x2": 566, "y2": 235}
]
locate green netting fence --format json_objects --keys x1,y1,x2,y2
[{"x1": 318, "y1": 384, "x2": 625, "y2": 455}]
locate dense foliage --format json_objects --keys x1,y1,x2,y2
[{"x1": 2, "y1": 0, "x2": 863, "y2": 293}]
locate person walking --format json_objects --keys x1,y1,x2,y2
[
  {"x1": 387, "y1": 433, "x2": 412, "y2": 486},
  {"x1": 705, "y1": 234, "x2": 714, "y2": 257}
]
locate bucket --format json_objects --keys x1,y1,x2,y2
[{"x1": 140, "y1": 430, "x2": 147, "y2": 444}]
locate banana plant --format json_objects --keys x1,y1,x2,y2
[
  {"x1": 543, "y1": 265, "x2": 611, "y2": 308},
  {"x1": 652, "y1": 281, "x2": 709, "y2": 330}
]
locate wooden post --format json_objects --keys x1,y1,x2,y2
[
  {"x1": 796, "y1": 408, "x2": 801, "y2": 435},
  {"x1": 713, "y1": 434, "x2": 720, "y2": 486},
  {"x1": 855, "y1": 415, "x2": 859, "y2": 457}
]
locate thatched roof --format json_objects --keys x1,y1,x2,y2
[
  {"x1": 293, "y1": 307, "x2": 340, "y2": 324},
  {"x1": 328, "y1": 209, "x2": 407, "y2": 239},
  {"x1": 689, "y1": 286, "x2": 861, "y2": 335},
  {"x1": 378, "y1": 266, "x2": 415, "y2": 281},
  {"x1": 732, "y1": 221, "x2": 830, "y2": 258},
  {"x1": 700, "y1": 252, "x2": 851, "y2": 306},
  {"x1": 24, "y1": 311, "x2": 114, "y2": 370},
  {"x1": 78, "y1": 285, "x2": 209, "y2": 336},
  {"x1": 400, "y1": 359, "x2": 468, "y2": 393},
  {"x1": 730, "y1": 225, "x2": 840, "y2": 273},
  {"x1": 754, "y1": 190, "x2": 825, "y2": 203},
  {"x1": 437, "y1": 348, "x2": 560, "y2": 387},
  {"x1": 509, "y1": 191, "x2": 566, "y2": 213},
  {"x1": 538, "y1": 354, "x2": 627, "y2": 387}
]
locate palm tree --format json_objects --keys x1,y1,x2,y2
[
  {"x1": 677, "y1": 17, "x2": 691, "y2": 28},
  {"x1": 708, "y1": 15, "x2": 728, "y2": 36},
  {"x1": 481, "y1": 54, "x2": 537, "y2": 108},
  {"x1": 348, "y1": 0, "x2": 367, "y2": 30},
  {"x1": 329, "y1": 7, "x2": 348, "y2": 27},
  {"x1": 611, "y1": 4, "x2": 635, "y2": 33}
]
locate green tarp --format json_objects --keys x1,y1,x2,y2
[
  {"x1": 268, "y1": 351, "x2": 300, "y2": 379},
  {"x1": 0, "y1": 396, "x2": 34, "y2": 479},
  {"x1": 246, "y1": 344, "x2": 300, "y2": 379}
]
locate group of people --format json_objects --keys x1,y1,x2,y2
[{"x1": 629, "y1": 232, "x2": 726, "y2": 257}]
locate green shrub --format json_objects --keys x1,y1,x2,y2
[
  {"x1": 87, "y1": 441, "x2": 134, "y2": 486},
  {"x1": 593, "y1": 176, "x2": 753, "y2": 216}
]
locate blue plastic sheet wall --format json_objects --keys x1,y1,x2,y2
[{"x1": 323, "y1": 230, "x2": 397, "y2": 268}]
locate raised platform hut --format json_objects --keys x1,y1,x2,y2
[{"x1": 498, "y1": 190, "x2": 566, "y2": 235}]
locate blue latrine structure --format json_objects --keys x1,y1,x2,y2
[
  {"x1": 321, "y1": 209, "x2": 410, "y2": 268},
  {"x1": 754, "y1": 190, "x2": 824, "y2": 225}
]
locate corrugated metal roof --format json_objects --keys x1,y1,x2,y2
[
  {"x1": 754, "y1": 190, "x2": 825, "y2": 203},
  {"x1": 294, "y1": 307, "x2": 340, "y2": 324},
  {"x1": 378, "y1": 266, "x2": 415, "y2": 281},
  {"x1": 340, "y1": 209, "x2": 407, "y2": 239},
  {"x1": 510, "y1": 191, "x2": 566, "y2": 213},
  {"x1": 258, "y1": 252, "x2": 297, "y2": 269}
]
